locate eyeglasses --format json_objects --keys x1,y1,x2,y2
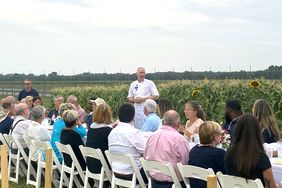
[{"x1": 24, "y1": 83, "x2": 31, "y2": 85}]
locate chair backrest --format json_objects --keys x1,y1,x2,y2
[
  {"x1": 79, "y1": 146, "x2": 112, "y2": 183},
  {"x1": 56, "y1": 142, "x2": 88, "y2": 187},
  {"x1": 177, "y1": 163, "x2": 215, "y2": 187},
  {"x1": 140, "y1": 157, "x2": 181, "y2": 188},
  {"x1": 105, "y1": 150, "x2": 146, "y2": 188},
  {"x1": 216, "y1": 172, "x2": 264, "y2": 188},
  {"x1": 32, "y1": 140, "x2": 61, "y2": 166},
  {"x1": 22, "y1": 135, "x2": 36, "y2": 151},
  {"x1": 3, "y1": 134, "x2": 28, "y2": 162},
  {"x1": 0, "y1": 133, "x2": 8, "y2": 145}
]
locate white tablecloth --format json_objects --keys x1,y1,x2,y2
[{"x1": 270, "y1": 158, "x2": 282, "y2": 186}]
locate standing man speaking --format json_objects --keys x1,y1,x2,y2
[
  {"x1": 18, "y1": 79, "x2": 39, "y2": 101},
  {"x1": 128, "y1": 67, "x2": 159, "y2": 130}
]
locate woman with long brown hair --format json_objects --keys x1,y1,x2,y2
[
  {"x1": 253, "y1": 99, "x2": 280, "y2": 143},
  {"x1": 225, "y1": 113, "x2": 277, "y2": 188}
]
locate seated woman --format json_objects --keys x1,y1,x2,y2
[
  {"x1": 50, "y1": 103, "x2": 86, "y2": 163},
  {"x1": 225, "y1": 113, "x2": 277, "y2": 188},
  {"x1": 61, "y1": 110, "x2": 86, "y2": 170},
  {"x1": 27, "y1": 105, "x2": 51, "y2": 161},
  {"x1": 86, "y1": 103, "x2": 112, "y2": 173},
  {"x1": 179, "y1": 101, "x2": 205, "y2": 143},
  {"x1": 188, "y1": 121, "x2": 226, "y2": 188},
  {"x1": 32, "y1": 96, "x2": 42, "y2": 107},
  {"x1": 253, "y1": 99, "x2": 280, "y2": 143}
]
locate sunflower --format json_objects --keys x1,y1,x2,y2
[
  {"x1": 249, "y1": 80, "x2": 261, "y2": 88},
  {"x1": 191, "y1": 89, "x2": 200, "y2": 97}
]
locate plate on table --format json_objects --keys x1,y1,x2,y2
[{"x1": 272, "y1": 158, "x2": 282, "y2": 165}]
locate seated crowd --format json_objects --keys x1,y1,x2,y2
[{"x1": 0, "y1": 93, "x2": 280, "y2": 188}]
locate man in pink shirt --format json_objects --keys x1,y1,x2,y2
[{"x1": 144, "y1": 110, "x2": 190, "y2": 188}]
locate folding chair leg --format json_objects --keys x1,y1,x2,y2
[
  {"x1": 69, "y1": 171, "x2": 74, "y2": 188},
  {"x1": 83, "y1": 171, "x2": 89, "y2": 188},
  {"x1": 35, "y1": 165, "x2": 42, "y2": 188},
  {"x1": 59, "y1": 170, "x2": 65, "y2": 188}
]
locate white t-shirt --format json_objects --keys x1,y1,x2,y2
[{"x1": 108, "y1": 122, "x2": 147, "y2": 174}]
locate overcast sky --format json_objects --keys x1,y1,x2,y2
[{"x1": 0, "y1": 0, "x2": 282, "y2": 75}]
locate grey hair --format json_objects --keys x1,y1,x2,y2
[
  {"x1": 144, "y1": 99, "x2": 157, "y2": 113},
  {"x1": 163, "y1": 110, "x2": 180, "y2": 126},
  {"x1": 30, "y1": 106, "x2": 45, "y2": 121}
]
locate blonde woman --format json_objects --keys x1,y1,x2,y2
[
  {"x1": 188, "y1": 121, "x2": 226, "y2": 188},
  {"x1": 50, "y1": 103, "x2": 86, "y2": 163},
  {"x1": 179, "y1": 101, "x2": 205, "y2": 141},
  {"x1": 253, "y1": 99, "x2": 280, "y2": 143},
  {"x1": 61, "y1": 110, "x2": 86, "y2": 170}
]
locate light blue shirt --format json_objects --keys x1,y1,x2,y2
[
  {"x1": 141, "y1": 113, "x2": 161, "y2": 132},
  {"x1": 50, "y1": 118, "x2": 87, "y2": 163}
]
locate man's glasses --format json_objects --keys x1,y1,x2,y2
[{"x1": 24, "y1": 83, "x2": 31, "y2": 85}]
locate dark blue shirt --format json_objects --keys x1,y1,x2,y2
[
  {"x1": 18, "y1": 88, "x2": 39, "y2": 101},
  {"x1": 0, "y1": 116, "x2": 14, "y2": 135},
  {"x1": 188, "y1": 145, "x2": 226, "y2": 188},
  {"x1": 262, "y1": 128, "x2": 276, "y2": 143},
  {"x1": 223, "y1": 117, "x2": 239, "y2": 140}
]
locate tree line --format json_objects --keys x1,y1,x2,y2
[{"x1": 1, "y1": 65, "x2": 281, "y2": 81}]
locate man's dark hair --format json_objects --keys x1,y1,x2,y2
[
  {"x1": 226, "y1": 99, "x2": 242, "y2": 112},
  {"x1": 118, "y1": 103, "x2": 135, "y2": 123}
]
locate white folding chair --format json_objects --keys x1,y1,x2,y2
[
  {"x1": 216, "y1": 171, "x2": 264, "y2": 188},
  {"x1": 23, "y1": 135, "x2": 38, "y2": 186},
  {"x1": 105, "y1": 150, "x2": 146, "y2": 188},
  {"x1": 140, "y1": 157, "x2": 181, "y2": 188},
  {"x1": 177, "y1": 163, "x2": 216, "y2": 188},
  {"x1": 79, "y1": 146, "x2": 112, "y2": 188},
  {"x1": 3, "y1": 134, "x2": 33, "y2": 183},
  {"x1": 31, "y1": 140, "x2": 62, "y2": 188},
  {"x1": 56, "y1": 142, "x2": 89, "y2": 188}
]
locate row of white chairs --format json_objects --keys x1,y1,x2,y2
[
  {"x1": 0, "y1": 132, "x2": 264, "y2": 188},
  {"x1": 55, "y1": 142, "x2": 265, "y2": 188}
]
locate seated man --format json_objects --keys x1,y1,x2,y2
[
  {"x1": 47, "y1": 95, "x2": 64, "y2": 125},
  {"x1": 223, "y1": 99, "x2": 243, "y2": 140},
  {"x1": 108, "y1": 102, "x2": 147, "y2": 183},
  {"x1": 11, "y1": 103, "x2": 32, "y2": 152},
  {"x1": 144, "y1": 110, "x2": 190, "y2": 188},
  {"x1": 141, "y1": 99, "x2": 161, "y2": 132},
  {"x1": 0, "y1": 97, "x2": 16, "y2": 135},
  {"x1": 66, "y1": 95, "x2": 86, "y2": 122}
]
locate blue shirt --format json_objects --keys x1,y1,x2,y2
[
  {"x1": 50, "y1": 118, "x2": 87, "y2": 163},
  {"x1": 141, "y1": 113, "x2": 161, "y2": 132},
  {"x1": 17, "y1": 88, "x2": 39, "y2": 101},
  {"x1": 0, "y1": 116, "x2": 13, "y2": 135}
]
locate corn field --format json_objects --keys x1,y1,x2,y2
[{"x1": 51, "y1": 79, "x2": 282, "y2": 129}]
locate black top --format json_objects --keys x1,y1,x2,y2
[
  {"x1": 86, "y1": 126, "x2": 112, "y2": 173},
  {"x1": 223, "y1": 118, "x2": 239, "y2": 141},
  {"x1": 60, "y1": 129, "x2": 86, "y2": 170},
  {"x1": 84, "y1": 114, "x2": 93, "y2": 128},
  {"x1": 0, "y1": 116, "x2": 14, "y2": 135},
  {"x1": 188, "y1": 145, "x2": 226, "y2": 188},
  {"x1": 18, "y1": 88, "x2": 39, "y2": 101},
  {"x1": 225, "y1": 151, "x2": 271, "y2": 186},
  {"x1": 262, "y1": 128, "x2": 276, "y2": 144}
]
